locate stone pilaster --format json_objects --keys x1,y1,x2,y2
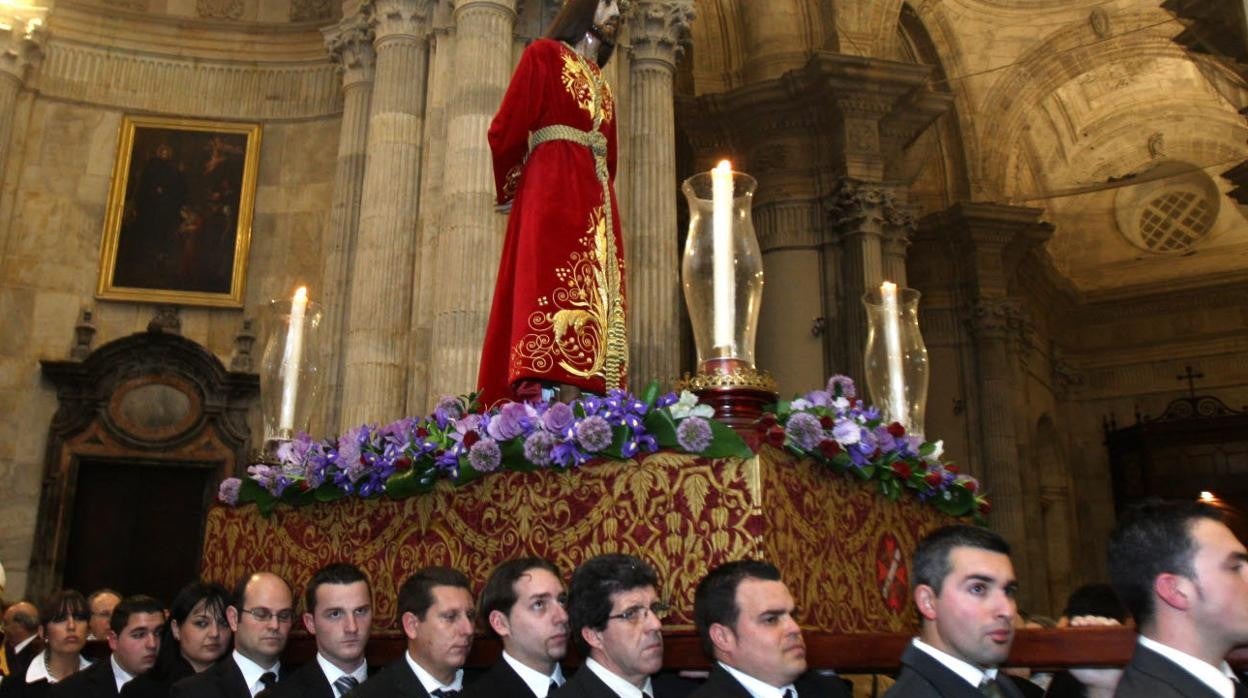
[
  {"x1": 624, "y1": 0, "x2": 694, "y2": 390},
  {"x1": 882, "y1": 199, "x2": 915, "y2": 287},
  {"x1": 426, "y1": 0, "x2": 516, "y2": 400},
  {"x1": 340, "y1": 0, "x2": 435, "y2": 427},
  {"x1": 0, "y1": 20, "x2": 45, "y2": 190},
  {"x1": 318, "y1": 14, "x2": 376, "y2": 434}
]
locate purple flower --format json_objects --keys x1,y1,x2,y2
[
  {"x1": 468, "y1": 438, "x2": 502, "y2": 472},
  {"x1": 336, "y1": 426, "x2": 368, "y2": 482},
  {"x1": 489, "y1": 402, "x2": 535, "y2": 441},
  {"x1": 434, "y1": 395, "x2": 464, "y2": 427},
  {"x1": 676, "y1": 416, "x2": 713, "y2": 453},
  {"x1": 543, "y1": 402, "x2": 576, "y2": 435},
  {"x1": 575, "y1": 415, "x2": 614, "y2": 452},
  {"x1": 832, "y1": 419, "x2": 862, "y2": 446},
  {"x1": 827, "y1": 375, "x2": 857, "y2": 398},
  {"x1": 218, "y1": 477, "x2": 242, "y2": 505},
  {"x1": 523, "y1": 430, "x2": 557, "y2": 466},
  {"x1": 873, "y1": 425, "x2": 897, "y2": 453},
  {"x1": 656, "y1": 392, "x2": 679, "y2": 408},
  {"x1": 804, "y1": 390, "x2": 833, "y2": 408},
  {"x1": 786, "y1": 412, "x2": 825, "y2": 451}
]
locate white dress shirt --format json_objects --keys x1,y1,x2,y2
[
  {"x1": 232, "y1": 649, "x2": 282, "y2": 697},
  {"x1": 316, "y1": 653, "x2": 368, "y2": 696},
  {"x1": 1139, "y1": 635, "x2": 1239, "y2": 698},
  {"x1": 405, "y1": 650, "x2": 464, "y2": 694},
  {"x1": 719, "y1": 661, "x2": 798, "y2": 697},
  {"x1": 501, "y1": 650, "x2": 564, "y2": 697},
  {"x1": 912, "y1": 638, "x2": 999, "y2": 689},
  {"x1": 23, "y1": 650, "x2": 92, "y2": 684},
  {"x1": 110, "y1": 654, "x2": 136, "y2": 693},
  {"x1": 583, "y1": 657, "x2": 655, "y2": 698}
]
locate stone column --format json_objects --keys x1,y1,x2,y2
[
  {"x1": 319, "y1": 14, "x2": 376, "y2": 434},
  {"x1": 340, "y1": 0, "x2": 435, "y2": 427},
  {"x1": 946, "y1": 202, "x2": 1052, "y2": 608},
  {"x1": 624, "y1": 0, "x2": 694, "y2": 391},
  {"x1": 426, "y1": 0, "x2": 516, "y2": 399},
  {"x1": 882, "y1": 202, "x2": 915, "y2": 287},
  {"x1": 754, "y1": 199, "x2": 824, "y2": 394},
  {"x1": 0, "y1": 21, "x2": 45, "y2": 190}
]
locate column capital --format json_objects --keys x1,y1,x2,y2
[
  {"x1": 366, "y1": 0, "x2": 437, "y2": 42},
  {"x1": 0, "y1": 21, "x2": 47, "y2": 84},
  {"x1": 627, "y1": 0, "x2": 694, "y2": 67},
  {"x1": 323, "y1": 13, "x2": 377, "y2": 87},
  {"x1": 824, "y1": 178, "x2": 909, "y2": 239},
  {"x1": 934, "y1": 202, "x2": 1053, "y2": 297}
]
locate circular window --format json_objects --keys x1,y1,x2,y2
[
  {"x1": 1136, "y1": 189, "x2": 1216, "y2": 253},
  {"x1": 1114, "y1": 161, "x2": 1222, "y2": 255}
]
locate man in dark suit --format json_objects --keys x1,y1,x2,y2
[
  {"x1": 3, "y1": 601, "x2": 45, "y2": 684},
  {"x1": 883, "y1": 525, "x2": 1024, "y2": 698},
  {"x1": 171, "y1": 572, "x2": 295, "y2": 698},
  {"x1": 553, "y1": 554, "x2": 669, "y2": 698},
  {"x1": 689, "y1": 560, "x2": 849, "y2": 698},
  {"x1": 464, "y1": 558, "x2": 569, "y2": 698},
  {"x1": 51, "y1": 595, "x2": 165, "y2": 697},
  {"x1": 263, "y1": 563, "x2": 374, "y2": 698},
  {"x1": 1108, "y1": 499, "x2": 1248, "y2": 698},
  {"x1": 347, "y1": 567, "x2": 474, "y2": 698}
]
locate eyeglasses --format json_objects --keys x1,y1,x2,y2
[
  {"x1": 239, "y1": 607, "x2": 295, "y2": 623},
  {"x1": 606, "y1": 601, "x2": 670, "y2": 625}
]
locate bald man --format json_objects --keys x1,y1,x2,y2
[
  {"x1": 3, "y1": 601, "x2": 44, "y2": 684},
  {"x1": 171, "y1": 573, "x2": 294, "y2": 698}
]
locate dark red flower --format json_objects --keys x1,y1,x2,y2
[
  {"x1": 394, "y1": 457, "x2": 412, "y2": 472},
  {"x1": 819, "y1": 415, "x2": 835, "y2": 429},
  {"x1": 887, "y1": 422, "x2": 906, "y2": 438},
  {"x1": 893, "y1": 462, "x2": 912, "y2": 480},
  {"x1": 765, "y1": 425, "x2": 786, "y2": 447},
  {"x1": 463, "y1": 431, "x2": 481, "y2": 448},
  {"x1": 818, "y1": 439, "x2": 842, "y2": 459},
  {"x1": 924, "y1": 472, "x2": 942, "y2": 487},
  {"x1": 978, "y1": 500, "x2": 992, "y2": 515},
  {"x1": 962, "y1": 479, "x2": 977, "y2": 493},
  {"x1": 416, "y1": 426, "x2": 429, "y2": 439},
  {"x1": 946, "y1": 464, "x2": 958, "y2": 474},
  {"x1": 758, "y1": 413, "x2": 779, "y2": 432}
]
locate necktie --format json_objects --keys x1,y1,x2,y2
[
  {"x1": 547, "y1": 681, "x2": 560, "y2": 697},
  {"x1": 1234, "y1": 679, "x2": 1248, "y2": 698},
  {"x1": 432, "y1": 690, "x2": 460, "y2": 698},
  {"x1": 978, "y1": 677, "x2": 1004, "y2": 698},
  {"x1": 334, "y1": 675, "x2": 359, "y2": 696},
  {"x1": 783, "y1": 690, "x2": 795, "y2": 698},
  {"x1": 256, "y1": 672, "x2": 277, "y2": 695}
]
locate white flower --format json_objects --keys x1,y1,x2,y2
[
  {"x1": 790, "y1": 398, "x2": 812, "y2": 411},
  {"x1": 924, "y1": 439, "x2": 945, "y2": 464},
  {"x1": 832, "y1": 396, "x2": 850, "y2": 412},
  {"x1": 670, "y1": 390, "x2": 715, "y2": 419}
]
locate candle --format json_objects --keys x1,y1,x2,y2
[
  {"x1": 880, "y1": 281, "x2": 908, "y2": 426},
  {"x1": 711, "y1": 160, "x2": 735, "y2": 353},
  {"x1": 278, "y1": 286, "x2": 307, "y2": 434}
]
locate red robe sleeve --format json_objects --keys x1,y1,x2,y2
[{"x1": 488, "y1": 42, "x2": 547, "y2": 205}]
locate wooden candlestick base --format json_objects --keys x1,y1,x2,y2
[{"x1": 676, "y1": 360, "x2": 778, "y2": 447}]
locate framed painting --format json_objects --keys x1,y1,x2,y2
[{"x1": 96, "y1": 115, "x2": 262, "y2": 308}]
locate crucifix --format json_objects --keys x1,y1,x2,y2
[{"x1": 1176, "y1": 365, "x2": 1204, "y2": 398}]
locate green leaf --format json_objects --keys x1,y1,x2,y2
[
  {"x1": 455, "y1": 458, "x2": 486, "y2": 487},
  {"x1": 934, "y1": 486, "x2": 976, "y2": 517},
  {"x1": 500, "y1": 438, "x2": 539, "y2": 472},
  {"x1": 641, "y1": 380, "x2": 661, "y2": 409},
  {"x1": 602, "y1": 425, "x2": 633, "y2": 459},
  {"x1": 314, "y1": 483, "x2": 346, "y2": 503},
  {"x1": 237, "y1": 478, "x2": 269, "y2": 505},
  {"x1": 644, "y1": 410, "x2": 679, "y2": 448},
  {"x1": 385, "y1": 468, "x2": 435, "y2": 498},
  {"x1": 918, "y1": 441, "x2": 936, "y2": 457},
  {"x1": 699, "y1": 420, "x2": 754, "y2": 459}
]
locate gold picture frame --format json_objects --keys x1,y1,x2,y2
[{"x1": 96, "y1": 115, "x2": 262, "y2": 308}]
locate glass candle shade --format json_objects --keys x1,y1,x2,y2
[
  {"x1": 259, "y1": 295, "x2": 324, "y2": 450},
  {"x1": 862, "y1": 285, "x2": 930, "y2": 439},
  {"x1": 680, "y1": 168, "x2": 764, "y2": 370}
]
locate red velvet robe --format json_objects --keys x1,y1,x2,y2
[{"x1": 477, "y1": 39, "x2": 628, "y2": 407}]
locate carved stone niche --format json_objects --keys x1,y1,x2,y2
[{"x1": 29, "y1": 330, "x2": 258, "y2": 599}]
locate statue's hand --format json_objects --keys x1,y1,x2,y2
[{"x1": 496, "y1": 201, "x2": 513, "y2": 215}]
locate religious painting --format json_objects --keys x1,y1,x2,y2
[{"x1": 96, "y1": 115, "x2": 262, "y2": 308}]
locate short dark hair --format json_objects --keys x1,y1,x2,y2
[
  {"x1": 305, "y1": 563, "x2": 370, "y2": 614},
  {"x1": 544, "y1": 0, "x2": 616, "y2": 67},
  {"x1": 40, "y1": 589, "x2": 89, "y2": 628},
  {"x1": 913, "y1": 525, "x2": 1011, "y2": 595},
  {"x1": 110, "y1": 594, "x2": 165, "y2": 635},
  {"x1": 693, "y1": 560, "x2": 781, "y2": 658},
  {"x1": 6, "y1": 600, "x2": 40, "y2": 633},
  {"x1": 398, "y1": 567, "x2": 471, "y2": 621},
  {"x1": 1062, "y1": 583, "x2": 1128, "y2": 623},
  {"x1": 1108, "y1": 498, "x2": 1222, "y2": 628},
  {"x1": 567, "y1": 554, "x2": 658, "y2": 654},
  {"x1": 479, "y1": 558, "x2": 561, "y2": 639}
]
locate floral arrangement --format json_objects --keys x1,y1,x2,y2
[{"x1": 219, "y1": 376, "x2": 987, "y2": 520}]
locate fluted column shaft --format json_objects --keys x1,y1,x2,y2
[
  {"x1": 319, "y1": 15, "x2": 376, "y2": 434},
  {"x1": 0, "y1": 23, "x2": 45, "y2": 193},
  {"x1": 427, "y1": 0, "x2": 516, "y2": 399},
  {"x1": 340, "y1": 0, "x2": 433, "y2": 427},
  {"x1": 625, "y1": 0, "x2": 694, "y2": 391},
  {"x1": 754, "y1": 199, "x2": 823, "y2": 394}
]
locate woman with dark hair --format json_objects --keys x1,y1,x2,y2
[
  {"x1": 0, "y1": 590, "x2": 91, "y2": 698},
  {"x1": 477, "y1": 0, "x2": 631, "y2": 408},
  {"x1": 120, "y1": 582, "x2": 232, "y2": 698}
]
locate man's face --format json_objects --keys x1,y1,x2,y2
[
  {"x1": 226, "y1": 574, "x2": 294, "y2": 667},
  {"x1": 304, "y1": 581, "x2": 373, "y2": 673},
  {"x1": 495, "y1": 568, "x2": 569, "y2": 672},
  {"x1": 918, "y1": 546, "x2": 1017, "y2": 668},
  {"x1": 3, "y1": 603, "x2": 37, "y2": 646},
  {"x1": 1186, "y1": 518, "x2": 1248, "y2": 651},
  {"x1": 109, "y1": 611, "x2": 164, "y2": 676},
  {"x1": 593, "y1": 0, "x2": 621, "y2": 41},
  {"x1": 89, "y1": 592, "x2": 121, "y2": 639},
  {"x1": 404, "y1": 585, "x2": 475, "y2": 685},
  {"x1": 584, "y1": 585, "x2": 664, "y2": 688},
  {"x1": 714, "y1": 579, "x2": 806, "y2": 687}
]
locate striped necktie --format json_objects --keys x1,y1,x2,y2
[{"x1": 333, "y1": 675, "x2": 359, "y2": 696}]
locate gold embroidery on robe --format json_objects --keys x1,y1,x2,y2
[
  {"x1": 560, "y1": 52, "x2": 615, "y2": 124},
  {"x1": 512, "y1": 205, "x2": 628, "y2": 385}
]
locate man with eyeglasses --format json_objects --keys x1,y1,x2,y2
[
  {"x1": 690, "y1": 560, "x2": 850, "y2": 698},
  {"x1": 261, "y1": 563, "x2": 373, "y2": 698},
  {"x1": 349, "y1": 566, "x2": 475, "y2": 698},
  {"x1": 463, "y1": 558, "x2": 569, "y2": 698},
  {"x1": 554, "y1": 554, "x2": 673, "y2": 698},
  {"x1": 172, "y1": 572, "x2": 294, "y2": 698}
]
